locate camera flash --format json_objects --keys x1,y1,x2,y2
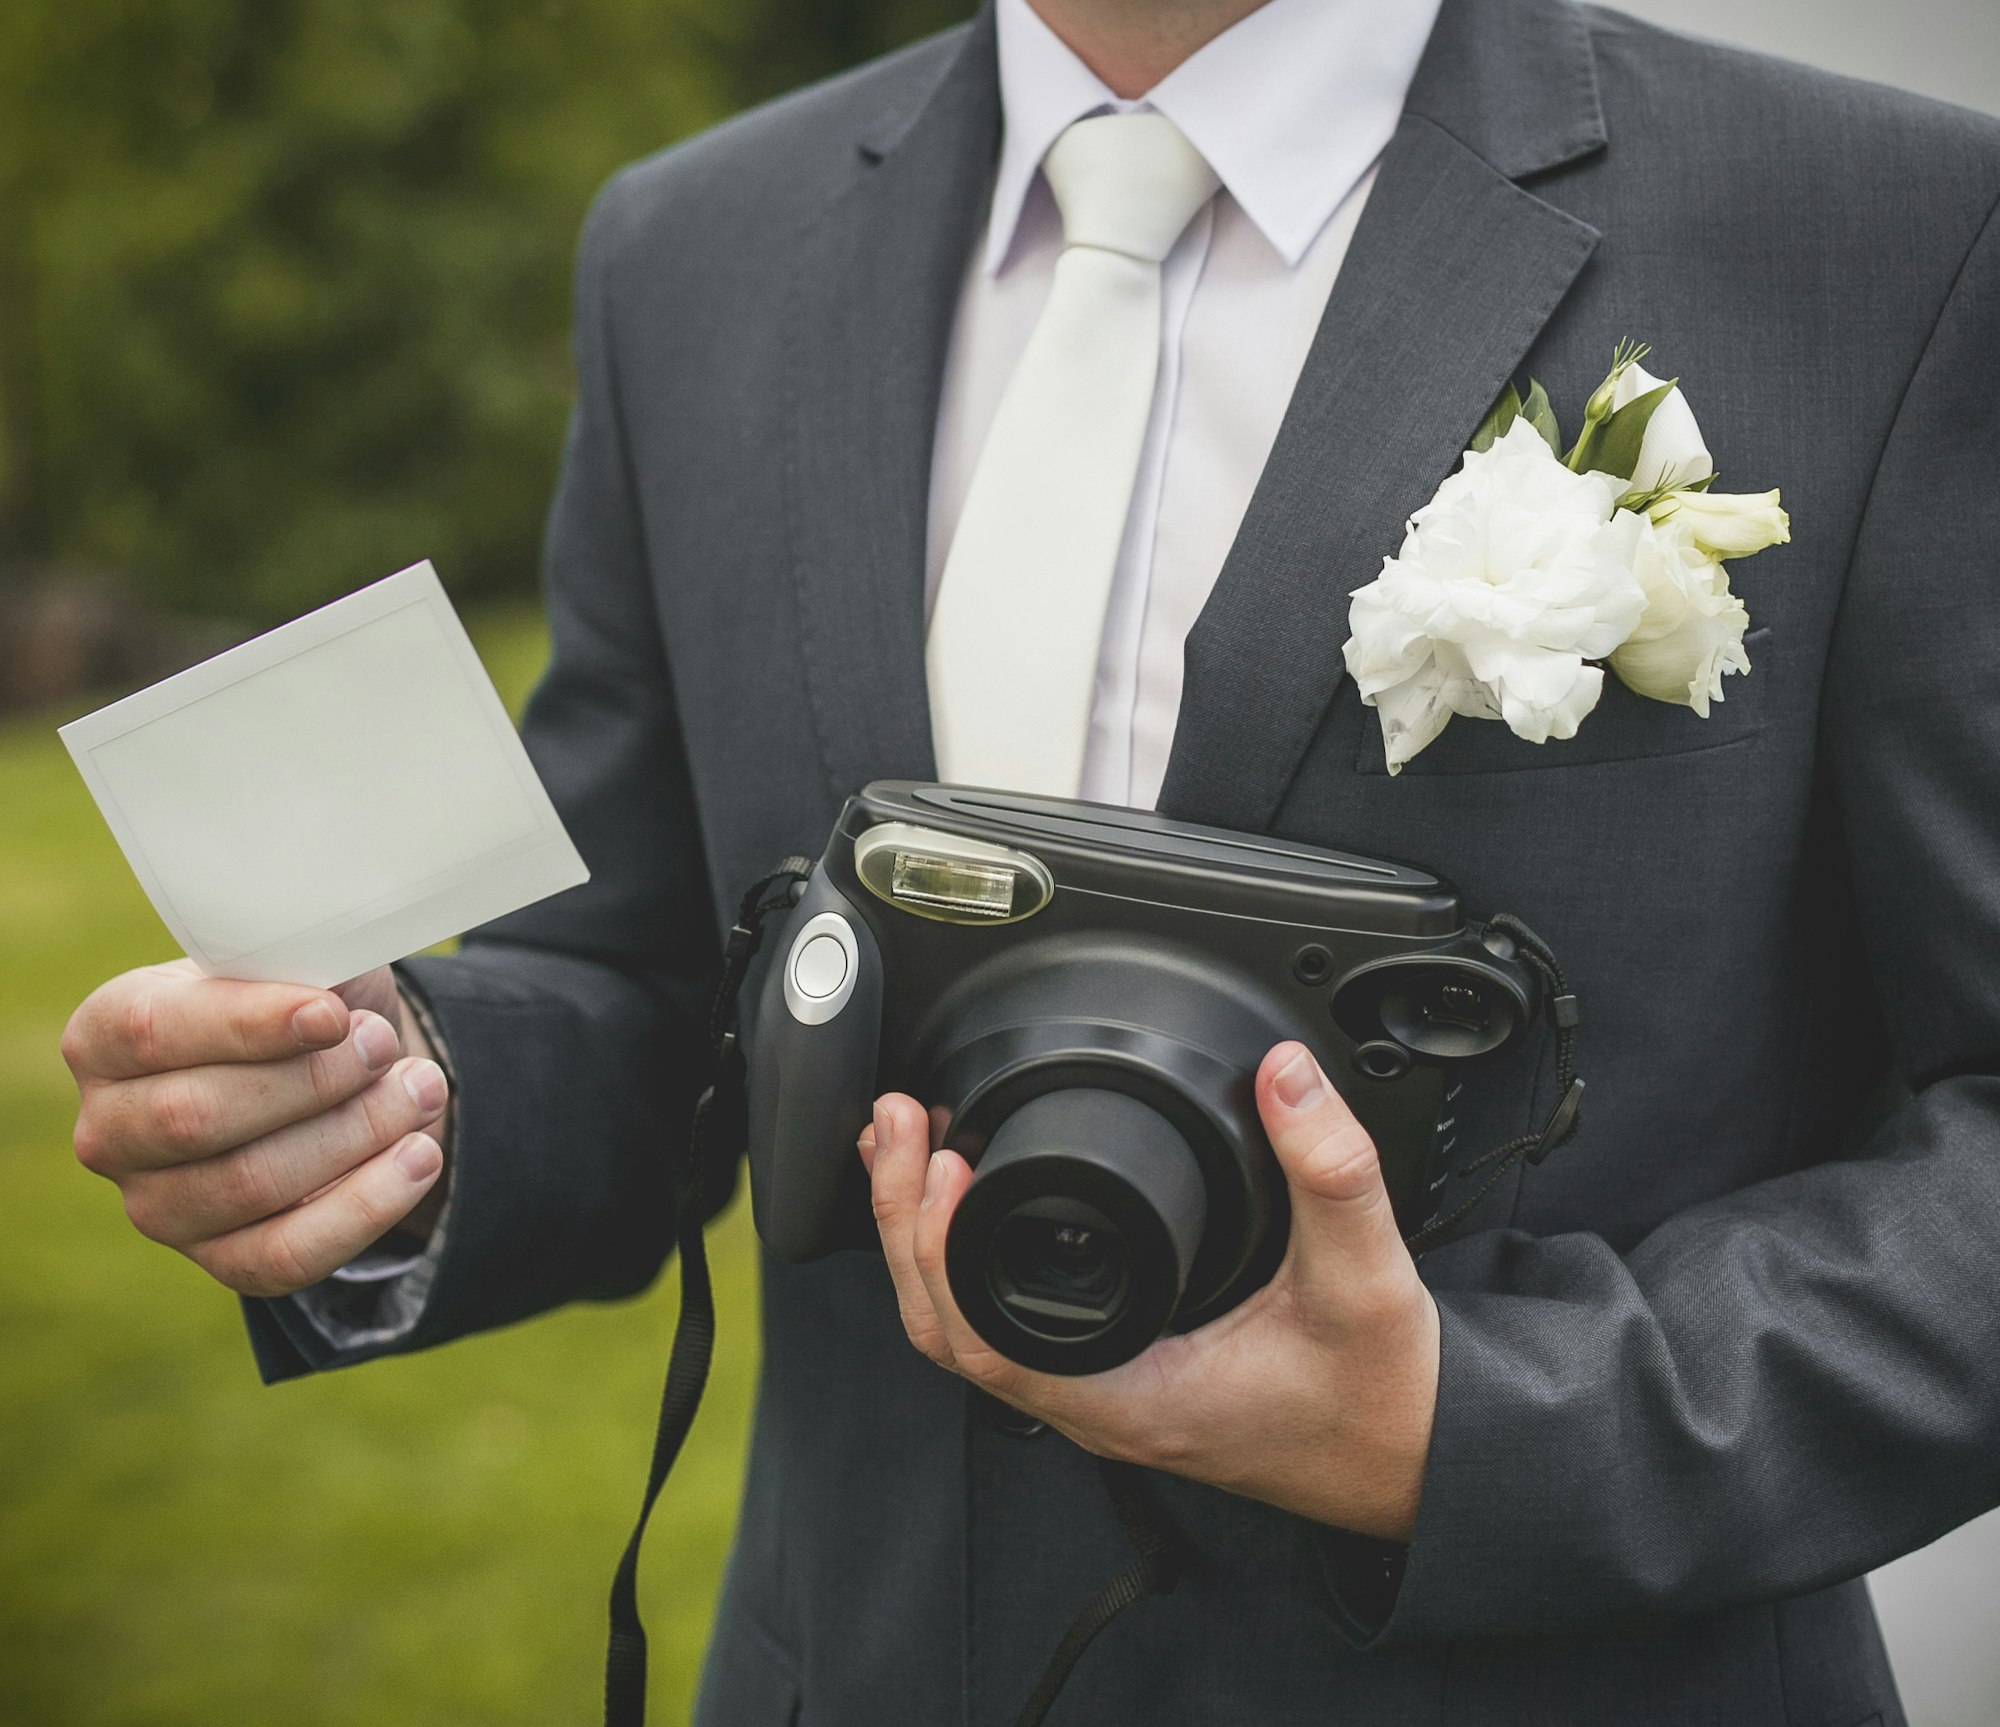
[
  {"x1": 852, "y1": 820, "x2": 1053, "y2": 925},
  {"x1": 891, "y1": 851, "x2": 1016, "y2": 918}
]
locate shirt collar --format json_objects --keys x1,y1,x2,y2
[{"x1": 986, "y1": 0, "x2": 1442, "y2": 275}]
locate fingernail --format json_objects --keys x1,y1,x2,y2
[
  {"x1": 873, "y1": 1103, "x2": 892, "y2": 1154},
  {"x1": 401, "y1": 1059, "x2": 447, "y2": 1114},
  {"x1": 920, "y1": 1152, "x2": 945, "y2": 1209},
  {"x1": 1274, "y1": 1046, "x2": 1329, "y2": 1110},
  {"x1": 856, "y1": 1123, "x2": 877, "y2": 1157},
  {"x1": 292, "y1": 999, "x2": 343, "y2": 1046},
  {"x1": 352, "y1": 1013, "x2": 398, "y2": 1071},
  {"x1": 396, "y1": 1135, "x2": 443, "y2": 1183}
]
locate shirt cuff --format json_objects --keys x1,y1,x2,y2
[
  {"x1": 287, "y1": 967, "x2": 457, "y2": 1351},
  {"x1": 328, "y1": 1237, "x2": 428, "y2": 1283},
  {"x1": 290, "y1": 1230, "x2": 444, "y2": 1350}
]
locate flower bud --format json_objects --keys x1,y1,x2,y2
[
  {"x1": 1612, "y1": 362, "x2": 1714, "y2": 495},
  {"x1": 1650, "y1": 488, "x2": 1791, "y2": 561}
]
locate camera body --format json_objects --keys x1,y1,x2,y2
[{"x1": 745, "y1": 783, "x2": 1547, "y2": 1374}]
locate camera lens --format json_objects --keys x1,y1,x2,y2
[
  {"x1": 990, "y1": 1204, "x2": 1130, "y2": 1335},
  {"x1": 945, "y1": 1088, "x2": 1207, "y2": 1375}
]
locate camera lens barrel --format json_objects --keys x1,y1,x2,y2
[{"x1": 945, "y1": 1088, "x2": 1208, "y2": 1376}]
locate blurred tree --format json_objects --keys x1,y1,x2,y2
[{"x1": 0, "y1": 0, "x2": 970, "y2": 619}]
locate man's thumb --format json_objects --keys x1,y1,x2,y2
[{"x1": 1256, "y1": 1042, "x2": 1409, "y2": 1288}]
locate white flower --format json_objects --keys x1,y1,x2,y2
[
  {"x1": 1612, "y1": 360, "x2": 1714, "y2": 494},
  {"x1": 1343, "y1": 347, "x2": 1787, "y2": 772},
  {"x1": 1649, "y1": 487, "x2": 1790, "y2": 560},
  {"x1": 1606, "y1": 512, "x2": 1752, "y2": 716},
  {"x1": 1344, "y1": 419, "x2": 1647, "y2": 772}
]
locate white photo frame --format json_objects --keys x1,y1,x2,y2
[{"x1": 59, "y1": 561, "x2": 589, "y2": 987}]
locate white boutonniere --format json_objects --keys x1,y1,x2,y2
[{"x1": 1343, "y1": 343, "x2": 1791, "y2": 773}]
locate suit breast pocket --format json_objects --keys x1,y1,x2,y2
[{"x1": 1353, "y1": 627, "x2": 1774, "y2": 776}]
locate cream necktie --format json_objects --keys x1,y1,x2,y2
[{"x1": 926, "y1": 112, "x2": 1220, "y2": 796}]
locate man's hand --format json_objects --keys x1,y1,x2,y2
[
  {"x1": 859, "y1": 1042, "x2": 1440, "y2": 1542},
  {"x1": 63, "y1": 961, "x2": 450, "y2": 1298}
]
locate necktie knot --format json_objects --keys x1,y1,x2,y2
[{"x1": 1043, "y1": 112, "x2": 1220, "y2": 265}]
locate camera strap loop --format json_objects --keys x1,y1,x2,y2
[
  {"x1": 1402, "y1": 912, "x2": 1584, "y2": 1256},
  {"x1": 1013, "y1": 1459, "x2": 1190, "y2": 1727},
  {"x1": 604, "y1": 857, "x2": 814, "y2": 1727}
]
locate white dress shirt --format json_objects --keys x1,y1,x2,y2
[
  {"x1": 927, "y1": 0, "x2": 1441, "y2": 810},
  {"x1": 304, "y1": 0, "x2": 1442, "y2": 1334}
]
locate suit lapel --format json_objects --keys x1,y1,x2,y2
[
  {"x1": 784, "y1": 11, "x2": 1000, "y2": 802},
  {"x1": 1157, "y1": 0, "x2": 1608, "y2": 831}
]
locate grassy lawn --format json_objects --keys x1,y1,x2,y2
[{"x1": 0, "y1": 604, "x2": 760, "y2": 1725}]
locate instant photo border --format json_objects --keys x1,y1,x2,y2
[{"x1": 59, "y1": 561, "x2": 588, "y2": 987}]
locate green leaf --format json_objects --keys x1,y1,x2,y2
[
  {"x1": 1469, "y1": 382, "x2": 1522, "y2": 454},
  {"x1": 1521, "y1": 378, "x2": 1562, "y2": 455},
  {"x1": 1572, "y1": 379, "x2": 1675, "y2": 482}
]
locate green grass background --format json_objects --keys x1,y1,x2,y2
[{"x1": 0, "y1": 605, "x2": 760, "y2": 1725}]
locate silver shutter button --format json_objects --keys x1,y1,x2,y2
[
  {"x1": 783, "y1": 912, "x2": 861, "y2": 1025},
  {"x1": 792, "y1": 934, "x2": 848, "y2": 999}
]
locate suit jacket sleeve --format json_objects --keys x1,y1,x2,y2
[
  {"x1": 1355, "y1": 197, "x2": 2000, "y2": 1645},
  {"x1": 244, "y1": 174, "x2": 719, "y2": 1383}
]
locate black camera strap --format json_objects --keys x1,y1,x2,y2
[
  {"x1": 604, "y1": 884, "x2": 1579, "y2": 1727},
  {"x1": 1012, "y1": 1457, "x2": 1189, "y2": 1727},
  {"x1": 604, "y1": 857, "x2": 813, "y2": 1727}
]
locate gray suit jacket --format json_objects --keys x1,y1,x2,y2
[{"x1": 245, "y1": 2, "x2": 2000, "y2": 1721}]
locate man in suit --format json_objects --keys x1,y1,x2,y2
[{"x1": 61, "y1": 0, "x2": 2000, "y2": 1720}]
